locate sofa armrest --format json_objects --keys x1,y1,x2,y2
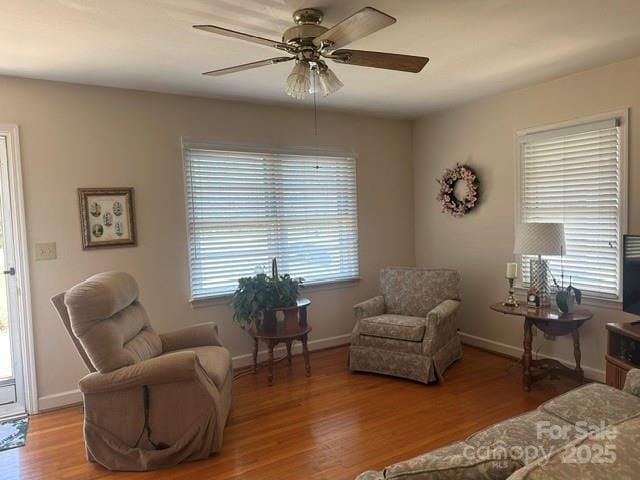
[
  {"x1": 422, "y1": 299, "x2": 460, "y2": 355},
  {"x1": 623, "y1": 369, "x2": 640, "y2": 397},
  {"x1": 354, "y1": 295, "x2": 385, "y2": 320},
  {"x1": 79, "y1": 351, "x2": 200, "y2": 394},
  {"x1": 160, "y1": 322, "x2": 222, "y2": 352},
  {"x1": 355, "y1": 471, "x2": 385, "y2": 480}
]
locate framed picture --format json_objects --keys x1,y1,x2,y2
[{"x1": 78, "y1": 188, "x2": 136, "y2": 249}]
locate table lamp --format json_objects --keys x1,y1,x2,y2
[{"x1": 513, "y1": 223, "x2": 565, "y2": 307}]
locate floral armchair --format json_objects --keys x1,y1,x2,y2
[{"x1": 349, "y1": 267, "x2": 462, "y2": 383}]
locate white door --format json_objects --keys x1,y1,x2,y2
[{"x1": 0, "y1": 136, "x2": 25, "y2": 418}]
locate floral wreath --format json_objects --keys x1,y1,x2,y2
[{"x1": 436, "y1": 163, "x2": 479, "y2": 217}]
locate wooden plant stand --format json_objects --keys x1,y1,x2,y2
[{"x1": 249, "y1": 298, "x2": 312, "y2": 386}]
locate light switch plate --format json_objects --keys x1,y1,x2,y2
[{"x1": 35, "y1": 242, "x2": 57, "y2": 261}]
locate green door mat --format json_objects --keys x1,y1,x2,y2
[{"x1": 0, "y1": 417, "x2": 28, "y2": 451}]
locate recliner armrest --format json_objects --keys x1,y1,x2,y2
[
  {"x1": 623, "y1": 369, "x2": 640, "y2": 397},
  {"x1": 79, "y1": 351, "x2": 200, "y2": 394},
  {"x1": 354, "y1": 295, "x2": 385, "y2": 320},
  {"x1": 160, "y1": 322, "x2": 222, "y2": 352}
]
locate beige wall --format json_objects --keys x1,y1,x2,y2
[
  {"x1": 0, "y1": 76, "x2": 415, "y2": 408},
  {"x1": 413, "y1": 55, "x2": 640, "y2": 380},
  {"x1": 11, "y1": 53, "x2": 640, "y2": 409}
]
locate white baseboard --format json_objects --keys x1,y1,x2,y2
[
  {"x1": 231, "y1": 333, "x2": 351, "y2": 369},
  {"x1": 459, "y1": 331, "x2": 605, "y2": 383},
  {"x1": 37, "y1": 333, "x2": 351, "y2": 412},
  {"x1": 38, "y1": 333, "x2": 600, "y2": 410},
  {"x1": 38, "y1": 389, "x2": 82, "y2": 411}
]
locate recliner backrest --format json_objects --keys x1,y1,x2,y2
[
  {"x1": 61, "y1": 271, "x2": 162, "y2": 373},
  {"x1": 380, "y1": 267, "x2": 460, "y2": 317},
  {"x1": 52, "y1": 292, "x2": 96, "y2": 372}
]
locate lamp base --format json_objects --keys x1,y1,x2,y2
[{"x1": 530, "y1": 258, "x2": 551, "y2": 307}]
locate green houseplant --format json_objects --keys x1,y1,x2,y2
[{"x1": 231, "y1": 258, "x2": 303, "y2": 329}]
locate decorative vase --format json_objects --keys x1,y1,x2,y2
[
  {"x1": 555, "y1": 288, "x2": 576, "y2": 314},
  {"x1": 262, "y1": 309, "x2": 278, "y2": 332},
  {"x1": 261, "y1": 302, "x2": 303, "y2": 334}
]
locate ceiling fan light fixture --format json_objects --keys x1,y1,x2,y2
[
  {"x1": 317, "y1": 65, "x2": 343, "y2": 97},
  {"x1": 286, "y1": 60, "x2": 311, "y2": 99}
]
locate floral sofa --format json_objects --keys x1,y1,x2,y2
[
  {"x1": 349, "y1": 267, "x2": 462, "y2": 384},
  {"x1": 356, "y1": 370, "x2": 640, "y2": 479}
]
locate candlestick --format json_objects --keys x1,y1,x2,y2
[{"x1": 502, "y1": 277, "x2": 519, "y2": 307}]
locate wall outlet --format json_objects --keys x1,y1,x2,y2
[{"x1": 35, "y1": 242, "x2": 57, "y2": 261}]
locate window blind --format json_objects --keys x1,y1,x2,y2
[
  {"x1": 519, "y1": 118, "x2": 622, "y2": 299},
  {"x1": 183, "y1": 145, "x2": 359, "y2": 300}
]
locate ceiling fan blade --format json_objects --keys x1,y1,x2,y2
[
  {"x1": 203, "y1": 57, "x2": 294, "y2": 76},
  {"x1": 194, "y1": 25, "x2": 291, "y2": 52},
  {"x1": 312, "y1": 7, "x2": 396, "y2": 50},
  {"x1": 331, "y1": 49, "x2": 429, "y2": 73}
]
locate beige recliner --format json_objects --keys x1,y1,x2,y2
[{"x1": 51, "y1": 271, "x2": 232, "y2": 471}]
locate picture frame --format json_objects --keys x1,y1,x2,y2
[{"x1": 78, "y1": 187, "x2": 137, "y2": 249}]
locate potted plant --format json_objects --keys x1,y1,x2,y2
[
  {"x1": 231, "y1": 258, "x2": 304, "y2": 331},
  {"x1": 552, "y1": 275, "x2": 582, "y2": 314}
]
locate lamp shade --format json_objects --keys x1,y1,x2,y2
[{"x1": 513, "y1": 223, "x2": 566, "y2": 256}]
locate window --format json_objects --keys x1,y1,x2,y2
[
  {"x1": 517, "y1": 113, "x2": 627, "y2": 301},
  {"x1": 183, "y1": 143, "x2": 359, "y2": 300}
]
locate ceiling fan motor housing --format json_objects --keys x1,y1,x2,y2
[
  {"x1": 284, "y1": 8, "x2": 328, "y2": 47},
  {"x1": 292, "y1": 8, "x2": 323, "y2": 25}
]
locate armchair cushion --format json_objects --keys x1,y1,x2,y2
[
  {"x1": 171, "y1": 346, "x2": 231, "y2": 390},
  {"x1": 160, "y1": 322, "x2": 222, "y2": 352},
  {"x1": 358, "y1": 314, "x2": 425, "y2": 342}
]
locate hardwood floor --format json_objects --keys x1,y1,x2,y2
[{"x1": 0, "y1": 345, "x2": 581, "y2": 480}]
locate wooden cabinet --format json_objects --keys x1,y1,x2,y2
[{"x1": 606, "y1": 322, "x2": 640, "y2": 389}]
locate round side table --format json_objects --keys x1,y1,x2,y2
[
  {"x1": 249, "y1": 298, "x2": 311, "y2": 386},
  {"x1": 490, "y1": 303, "x2": 592, "y2": 391}
]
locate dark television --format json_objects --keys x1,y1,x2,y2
[{"x1": 624, "y1": 235, "x2": 640, "y2": 316}]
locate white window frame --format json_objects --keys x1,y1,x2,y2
[
  {"x1": 181, "y1": 139, "x2": 360, "y2": 303},
  {"x1": 514, "y1": 109, "x2": 629, "y2": 309}
]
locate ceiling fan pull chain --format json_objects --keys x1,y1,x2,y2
[
  {"x1": 313, "y1": 70, "x2": 320, "y2": 170},
  {"x1": 313, "y1": 71, "x2": 318, "y2": 137}
]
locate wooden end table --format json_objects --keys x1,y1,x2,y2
[
  {"x1": 249, "y1": 298, "x2": 312, "y2": 386},
  {"x1": 490, "y1": 303, "x2": 592, "y2": 391}
]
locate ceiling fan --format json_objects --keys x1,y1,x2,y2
[{"x1": 193, "y1": 6, "x2": 429, "y2": 99}]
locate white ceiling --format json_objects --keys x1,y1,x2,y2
[{"x1": 2, "y1": 0, "x2": 640, "y2": 118}]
